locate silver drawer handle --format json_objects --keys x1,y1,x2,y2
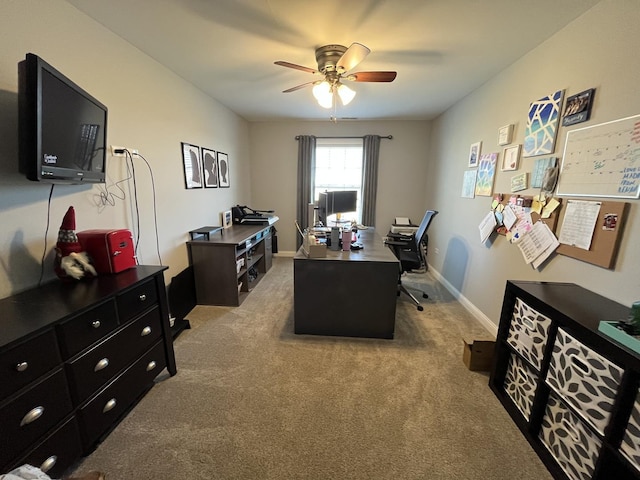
[
  {"x1": 141, "y1": 326, "x2": 152, "y2": 336},
  {"x1": 103, "y1": 398, "x2": 117, "y2": 413},
  {"x1": 94, "y1": 358, "x2": 110, "y2": 372},
  {"x1": 92, "y1": 320, "x2": 101, "y2": 329},
  {"x1": 40, "y1": 455, "x2": 57, "y2": 473},
  {"x1": 20, "y1": 406, "x2": 44, "y2": 426},
  {"x1": 146, "y1": 360, "x2": 157, "y2": 371},
  {"x1": 15, "y1": 361, "x2": 28, "y2": 372},
  {"x1": 139, "y1": 294, "x2": 147, "y2": 302}
]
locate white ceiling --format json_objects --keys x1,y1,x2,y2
[{"x1": 66, "y1": 0, "x2": 600, "y2": 122}]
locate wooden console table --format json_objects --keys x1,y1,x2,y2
[
  {"x1": 293, "y1": 228, "x2": 399, "y2": 339},
  {"x1": 187, "y1": 222, "x2": 276, "y2": 306}
]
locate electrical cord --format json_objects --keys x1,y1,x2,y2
[
  {"x1": 39, "y1": 184, "x2": 55, "y2": 286},
  {"x1": 133, "y1": 151, "x2": 163, "y2": 266}
]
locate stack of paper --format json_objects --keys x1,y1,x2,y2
[{"x1": 513, "y1": 221, "x2": 560, "y2": 269}]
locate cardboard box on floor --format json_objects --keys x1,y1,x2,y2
[{"x1": 462, "y1": 336, "x2": 496, "y2": 371}]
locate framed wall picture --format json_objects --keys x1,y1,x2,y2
[
  {"x1": 201, "y1": 148, "x2": 218, "y2": 188},
  {"x1": 502, "y1": 144, "x2": 521, "y2": 171},
  {"x1": 221, "y1": 210, "x2": 232, "y2": 228},
  {"x1": 475, "y1": 152, "x2": 498, "y2": 196},
  {"x1": 181, "y1": 142, "x2": 202, "y2": 189},
  {"x1": 468, "y1": 141, "x2": 482, "y2": 167},
  {"x1": 498, "y1": 124, "x2": 514, "y2": 146},
  {"x1": 523, "y1": 89, "x2": 564, "y2": 157},
  {"x1": 562, "y1": 88, "x2": 595, "y2": 127},
  {"x1": 217, "y1": 151, "x2": 230, "y2": 187}
]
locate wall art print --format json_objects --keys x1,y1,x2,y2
[
  {"x1": 523, "y1": 90, "x2": 564, "y2": 158},
  {"x1": 474, "y1": 152, "x2": 498, "y2": 196},
  {"x1": 217, "y1": 151, "x2": 230, "y2": 188},
  {"x1": 201, "y1": 147, "x2": 218, "y2": 188},
  {"x1": 181, "y1": 142, "x2": 202, "y2": 189}
]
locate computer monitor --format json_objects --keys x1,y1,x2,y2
[{"x1": 317, "y1": 190, "x2": 358, "y2": 225}]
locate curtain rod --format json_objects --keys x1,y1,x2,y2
[{"x1": 295, "y1": 135, "x2": 392, "y2": 140}]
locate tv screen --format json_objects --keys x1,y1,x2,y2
[{"x1": 19, "y1": 53, "x2": 107, "y2": 184}]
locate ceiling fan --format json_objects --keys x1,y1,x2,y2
[{"x1": 274, "y1": 43, "x2": 397, "y2": 109}]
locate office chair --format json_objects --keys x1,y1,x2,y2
[{"x1": 386, "y1": 210, "x2": 438, "y2": 311}]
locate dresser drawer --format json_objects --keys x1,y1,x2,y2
[
  {"x1": 12, "y1": 416, "x2": 82, "y2": 479},
  {"x1": 0, "y1": 329, "x2": 61, "y2": 403},
  {"x1": 116, "y1": 279, "x2": 158, "y2": 324},
  {"x1": 546, "y1": 328, "x2": 623, "y2": 436},
  {"x1": 57, "y1": 299, "x2": 118, "y2": 359},
  {"x1": 503, "y1": 353, "x2": 538, "y2": 421},
  {"x1": 0, "y1": 368, "x2": 73, "y2": 469},
  {"x1": 67, "y1": 306, "x2": 163, "y2": 404},
  {"x1": 506, "y1": 298, "x2": 553, "y2": 371},
  {"x1": 78, "y1": 340, "x2": 167, "y2": 448},
  {"x1": 539, "y1": 392, "x2": 602, "y2": 480}
]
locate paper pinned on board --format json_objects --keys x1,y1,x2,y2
[
  {"x1": 558, "y1": 200, "x2": 601, "y2": 250},
  {"x1": 479, "y1": 211, "x2": 497, "y2": 243}
]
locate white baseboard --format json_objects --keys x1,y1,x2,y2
[{"x1": 429, "y1": 267, "x2": 498, "y2": 338}]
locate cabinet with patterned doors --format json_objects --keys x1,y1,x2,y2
[{"x1": 489, "y1": 281, "x2": 640, "y2": 480}]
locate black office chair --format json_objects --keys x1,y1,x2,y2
[{"x1": 386, "y1": 210, "x2": 438, "y2": 311}]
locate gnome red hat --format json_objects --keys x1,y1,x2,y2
[{"x1": 56, "y1": 206, "x2": 83, "y2": 256}]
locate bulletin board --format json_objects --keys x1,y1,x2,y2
[
  {"x1": 556, "y1": 114, "x2": 640, "y2": 198},
  {"x1": 556, "y1": 200, "x2": 630, "y2": 269}
]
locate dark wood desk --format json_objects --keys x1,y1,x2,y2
[{"x1": 293, "y1": 228, "x2": 399, "y2": 339}]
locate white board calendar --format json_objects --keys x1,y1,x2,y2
[{"x1": 556, "y1": 114, "x2": 640, "y2": 198}]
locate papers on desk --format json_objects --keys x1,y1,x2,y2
[{"x1": 512, "y1": 221, "x2": 559, "y2": 269}]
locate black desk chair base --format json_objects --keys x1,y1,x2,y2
[{"x1": 397, "y1": 277, "x2": 428, "y2": 311}]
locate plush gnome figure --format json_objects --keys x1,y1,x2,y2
[{"x1": 54, "y1": 206, "x2": 97, "y2": 280}]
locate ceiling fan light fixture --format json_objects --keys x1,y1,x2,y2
[
  {"x1": 337, "y1": 83, "x2": 356, "y2": 105},
  {"x1": 312, "y1": 81, "x2": 333, "y2": 109}
]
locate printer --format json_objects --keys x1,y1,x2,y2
[
  {"x1": 390, "y1": 216, "x2": 419, "y2": 235},
  {"x1": 231, "y1": 205, "x2": 278, "y2": 225}
]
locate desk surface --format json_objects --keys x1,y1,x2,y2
[
  {"x1": 189, "y1": 222, "x2": 275, "y2": 246},
  {"x1": 294, "y1": 228, "x2": 398, "y2": 264}
]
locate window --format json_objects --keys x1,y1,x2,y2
[{"x1": 314, "y1": 138, "x2": 363, "y2": 225}]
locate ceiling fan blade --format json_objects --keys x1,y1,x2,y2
[
  {"x1": 274, "y1": 61, "x2": 318, "y2": 75},
  {"x1": 348, "y1": 71, "x2": 397, "y2": 82},
  {"x1": 336, "y1": 42, "x2": 370, "y2": 72},
  {"x1": 282, "y1": 81, "x2": 319, "y2": 93}
]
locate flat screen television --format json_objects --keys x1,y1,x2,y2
[
  {"x1": 318, "y1": 190, "x2": 358, "y2": 224},
  {"x1": 19, "y1": 53, "x2": 108, "y2": 184}
]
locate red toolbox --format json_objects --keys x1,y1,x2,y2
[{"x1": 77, "y1": 229, "x2": 137, "y2": 274}]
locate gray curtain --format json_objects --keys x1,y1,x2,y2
[
  {"x1": 296, "y1": 135, "x2": 316, "y2": 248},
  {"x1": 361, "y1": 135, "x2": 381, "y2": 226}
]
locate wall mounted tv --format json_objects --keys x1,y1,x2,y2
[{"x1": 19, "y1": 53, "x2": 108, "y2": 184}]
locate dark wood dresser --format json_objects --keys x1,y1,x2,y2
[{"x1": 0, "y1": 266, "x2": 176, "y2": 477}]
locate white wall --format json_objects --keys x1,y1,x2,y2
[
  {"x1": 425, "y1": 0, "x2": 640, "y2": 329},
  {"x1": 0, "y1": 0, "x2": 251, "y2": 298},
  {"x1": 249, "y1": 120, "x2": 430, "y2": 253}
]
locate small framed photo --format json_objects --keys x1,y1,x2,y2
[
  {"x1": 502, "y1": 144, "x2": 521, "y2": 171},
  {"x1": 217, "y1": 152, "x2": 230, "y2": 188},
  {"x1": 181, "y1": 142, "x2": 202, "y2": 189},
  {"x1": 201, "y1": 148, "x2": 218, "y2": 188},
  {"x1": 510, "y1": 172, "x2": 528, "y2": 192},
  {"x1": 221, "y1": 210, "x2": 233, "y2": 228},
  {"x1": 562, "y1": 88, "x2": 595, "y2": 126},
  {"x1": 498, "y1": 124, "x2": 514, "y2": 146},
  {"x1": 468, "y1": 141, "x2": 482, "y2": 167}
]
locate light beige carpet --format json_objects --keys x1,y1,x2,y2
[{"x1": 69, "y1": 256, "x2": 552, "y2": 480}]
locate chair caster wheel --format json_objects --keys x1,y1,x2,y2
[
  {"x1": 417, "y1": 305, "x2": 424, "y2": 311},
  {"x1": 422, "y1": 293, "x2": 429, "y2": 299}
]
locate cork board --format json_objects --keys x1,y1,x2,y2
[{"x1": 556, "y1": 200, "x2": 630, "y2": 269}]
